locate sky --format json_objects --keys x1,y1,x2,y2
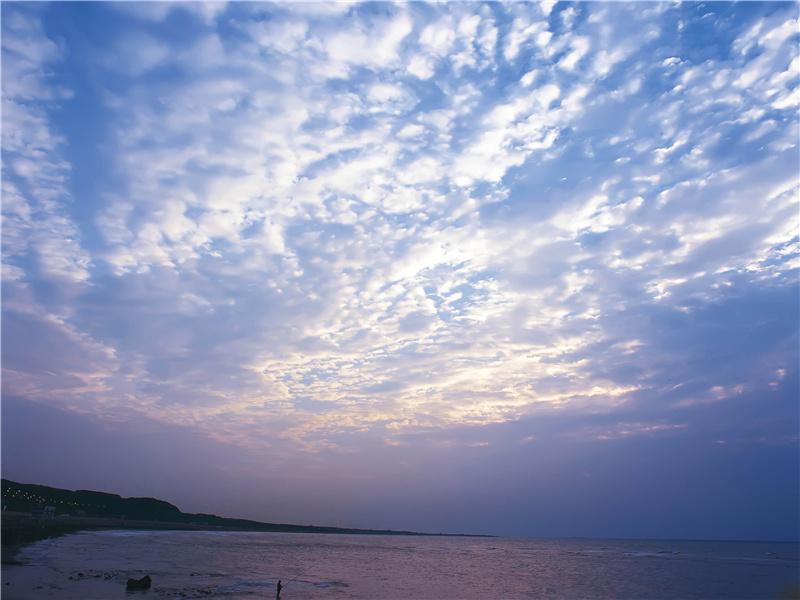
[{"x1": 1, "y1": 1, "x2": 798, "y2": 542}]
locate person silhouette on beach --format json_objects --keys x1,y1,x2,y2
[{"x1": 276, "y1": 579, "x2": 283, "y2": 599}]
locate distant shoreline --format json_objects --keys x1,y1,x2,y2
[
  {"x1": 1, "y1": 479, "x2": 494, "y2": 561},
  {"x1": 1, "y1": 511, "x2": 494, "y2": 563}
]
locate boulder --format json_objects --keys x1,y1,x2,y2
[{"x1": 126, "y1": 575, "x2": 152, "y2": 591}]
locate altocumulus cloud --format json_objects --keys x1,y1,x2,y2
[{"x1": 2, "y1": 2, "x2": 798, "y2": 538}]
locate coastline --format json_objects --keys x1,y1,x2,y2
[
  {"x1": 1, "y1": 511, "x2": 240, "y2": 564},
  {"x1": 1, "y1": 511, "x2": 494, "y2": 564},
  {"x1": 2, "y1": 532, "x2": 797, "y2": 600},
  {"x1": 1, "y1": 481, "x2": 495, "y2": 551}
]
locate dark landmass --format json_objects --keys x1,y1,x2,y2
[{"x1": 1, "y1": 479, "x2": 492, "y2": 557}]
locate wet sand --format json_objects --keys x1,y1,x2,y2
[
  {"x1": 1, "y1": 512, "x2": 232, "y2": 599},
  {"x1": 2, "y1": 562, "x2": 124, "y2": 600},
  {"x1": 1, "y1": 511, "x2": 243, "y2": 565}
]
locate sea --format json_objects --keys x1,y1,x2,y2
[{"x1": 2, "y1": 530, "x2": 798, "y2": 600}]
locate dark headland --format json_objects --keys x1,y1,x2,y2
[{"x1": 1, "y1": 479, "x2": 492, "y2": 560}]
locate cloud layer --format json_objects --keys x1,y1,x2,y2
[{"x1": 2, "y1": 2, "x2": 798, "y2": 538}]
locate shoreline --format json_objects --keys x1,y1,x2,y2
[
  {"x1": 1, "y1": 512, "x2": 494, "y2": 564},
  {"x1": 0, "y1": 512, "x2": 256, "y2": 564}
]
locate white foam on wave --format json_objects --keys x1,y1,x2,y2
[
  {"x1": 94, "y1": 529, "x2": 162, "y2": 537},
  {"x1": 623, "y1": 549, "x2": 682, "y2": 557},
  {"x1": 315, "y1": 581, "x2": 348, "y2": 588}
]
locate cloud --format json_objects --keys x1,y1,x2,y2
[
  {"x1": 2, "y1": 7, "x2": 92, "y2": 300},
  {"x1": 2, "y1": 2, "x2": 798, "y2": 538}
]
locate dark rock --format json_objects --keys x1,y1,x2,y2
[{"x1": 126, "y1": 575, "x2": 152, "y2": 591}]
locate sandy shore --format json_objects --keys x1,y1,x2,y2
[
  {"x1": 1, "y1": 562, "x2": 124, "y2": 600},
  {"x1": 1, "y1": 511, "x2": 236, "y2": 564},
  {"x1": 0, "y1": 512, "x2": 233, "y2": 599},
  {"x1": 0, "y1": 511, "x2": 236, "y2": 571}
]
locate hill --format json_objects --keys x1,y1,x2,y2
[{"x1": 1, "y1": 479, "x2": 488, "y2": 543}]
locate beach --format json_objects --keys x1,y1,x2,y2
[
  {"x1": 2, "y1": 510, "x2": 227, "y2": 539},
  {"x1": 2, "y1": 529, "x2": 798, "y2": 600},
  {"x1": 0, "y1": 512, "x2": 271, "y2": 600},
  {"x1": 1, "y1": 511, "x2": 240, "y2": 566}
]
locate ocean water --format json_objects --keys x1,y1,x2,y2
[{"x1": 3, "y1": 530, "x2": 798, "y2": 600}]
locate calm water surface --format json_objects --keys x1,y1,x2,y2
[{"x1": 4, "y1": 530, "x2": 798, "y2": 599}]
